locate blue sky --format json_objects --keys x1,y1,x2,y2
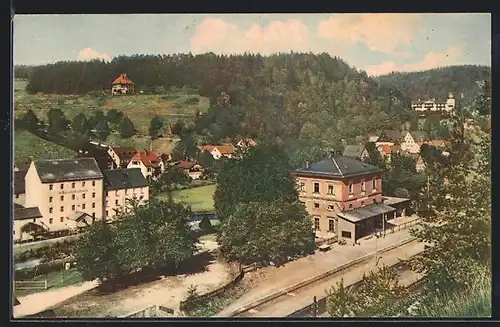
[{"x1": 13, "y1": 13, "x2": 491, "y2": 76}]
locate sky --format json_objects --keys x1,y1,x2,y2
[{"x1": 13, "y1": 13, "x2": 491, "y2": 76}]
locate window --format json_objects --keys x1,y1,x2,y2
[
  {"x1": 300, "y1": 182, "x2": 305, "y2": 192},
  {"x1": 92, "y1": 212, "x2": 95, "y2": 218},
  {"x1": 60, "y1": 195, "x2": 64, "y2": 201},
  {"x1": 372, "y1": 179, "x2": 377, "y2": 191},
  {"x1": 60, "y1": 217, "x2": 64, "y2": 222},
  {"x1": 314, "y1": 203, "x2": 320, "y2": 209},
  {"x1": 82, "y1": 204, "x2": 86, "y2": 209},
  {"x1": 82, "y1": 193, "x2": 86, "y2": 199},
  {"x1": 49, "y1": 207, "x2": 53, "y2": 213},
  {"x1": 60, "y1": 184, "x2": 64, "y2": 190},
  {"x1": 49, "y1": 197, "x2": 53, "y2": 203},
  {"x1": 106, "y1": 210, "x2": 108, "y2": 216},
  {"x1": 348, "y1": 183, "x2": 353, "y2": 194},
  {"x1": 82, "y1": 181, "x2": 86, "y2": 187},
  {"x1": 327, "y1": 205, "x2": 334, "y2": 211},
  {"x1": 115, "y1": 200, "x2": 119, "y2": 205},
  {"x1": 60, "y1": 206, "x2": 64, "y2": 212},
  {"x1": 314, "y1": 183, "x2": 320, "y2": 193},
  {"x1": 361, "y1": 181, "x2": 366, "y2": 192},
  {"x1": 349, "y1": 204, "x2": 353, "y2": 209},
  {"x1": 92, "y1": 203, "x2": 95, "y2": 208},
  {"x1": 49, "y1": 218, "x2": 53, "y2": 224},
  {"x1": 92, "y1": 181, "x2": 96, "y2": 187},
  {"x1": 328, "y1": 184, "x2": 335, "y2": 195},
  {"x1": 342, "y1": 231, "x2": 352, "y2": 238},
  {"x1": 361, "y1": 201, "x2": 365, "y2": 207},
  {"x1": 49, "y1": 184, "x2": 53, "y2": 191},
  {"x1": 314, "y1": 217, "x2": 320, "y2": 231},
  {"x1": 92, "y1": 192, "x2": 95, "y2": 198},
  {"x1": 328, "y1": 219, "x2": 335, "y2": 232},
  {"x1": 106, "y1": 191, "x2": 109, "y2": 196},
  {"x1": 72, "y1": 182, "x2": 75, "y2": 189},
  {"x1": 33, "y1": 218, "x2": 36, "y2": 222}
]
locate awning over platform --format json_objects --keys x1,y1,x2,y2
[
  {"x1": 382, "y1": 196, "x2": 410, "y2": 206},
  {"x1": 337, "y1": 203, "x2": 396, "y2": 223}
]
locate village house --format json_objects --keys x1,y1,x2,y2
[
  {"x1": 103, "y1": 168, "x2": 149, "y2": 219},
  {"x1": 197, "y1": 144, "x2": 236, "y2": 160},
  {"x1": 77, "y1": 142, "x2": 114, "y2": 171},
  {"x1": 411, "y1": 92, "x2": 456, "y2": 116},
  {"x1": 176, "y1": 161, "x2": 203, "y2": 180},
  {"x1": 342, "y1": 145, "x2": 370, "y2": 161},
  {"x1": 127, "y1": 150, "x2": 165, "y2": 179},
  {"x1": 107, "y1": 147, "x2": 138, "y2": 169},
  {"x1": 293, "y1": 155, "x2": 410, "y2": 244},
  {"x1": 13, "y1": 207, "x2": 45, "y2": 242},
  {"x1": 375, "y1": 130, "x2": 405, "y2": 148},
  {"x1": 19, "y1": 158, "x2": 105, "y2": 241},
  {"x1": 111, "y1": 73, "x2": 135, "y2": 95},
  {"x1": 400, "y1": 131, "x2": 430, "y2": 154},
  {"x1": 236, "y1": 138, "x2": 257, "y2": 148}
]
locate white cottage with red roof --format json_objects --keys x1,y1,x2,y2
[
  {"x1": 111, "y1": 73, "x2": 135, "y2": 95},
  {"x1": 127, "y1": 150, "x2": 165, "y2": 179}
]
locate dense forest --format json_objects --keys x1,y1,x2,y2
[
  {"x1": 15, "y1": 53, "x2": 416, "y2": 146},
  {"x1": 377, "y1": 65, "x2": 491, "y2": 107}
]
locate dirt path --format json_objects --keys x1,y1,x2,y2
[{"x1": 216, "y1": 229, "x2": 414, "y2": 316}]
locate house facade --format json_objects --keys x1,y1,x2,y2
[
  {"x1": 107, "y1": 147, "x2": 138, "y2": 169},
  {"x1": 176, "y1": 161, "x2": 203, "y2": 180},
  {"x1": 294, "y1": 156, "x2": 398, "y2": 244},
  {"x1": 198, "y1": 144, "x2": 236, "y2": 160},
  {"x1": 375, "y1": 130, "x2": 404, "y2": 148},
  {"x1": 103, "y1": 169, "x2": 149, "y2": 219},
  {"x1": 342, "y1": 145, "x2": 370, "y2": 161},
  {"x1": 127, "y1": 150, "x2": 165, "y2": 179},
  {"x1": 411, "y1": 93, "x2": 456, "y2": 116},
  {"x1": 111, "y1": 73, "x2": 135, "y2": 95},
  {"x1": 22, "y1": 158, "x2": 105, "y2": 239},
  {"x1": 401, "y1": 131, "x2": 430, "y2": 154}
]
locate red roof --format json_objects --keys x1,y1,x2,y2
[
  {"x1": 112, "y1": 73, "x2": 135, "y2": 85},
  {"x1": 177, "y1": 161, "x2": 197, "y2": 170},
  {"x1": 379, "y1": 145, "x2": 392, "y2": 154},
  {"x1": 131, "y1": 150, "x2": 162, "y2": 168}
]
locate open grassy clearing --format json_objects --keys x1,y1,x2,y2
[
  {"x1": 14, "y1": 79, "x2": 210, "y2": 135},
  {"x1": 14, "y1": 131, "x2": 76, "y2": 162},
  {"x1": 156, "y1": 185, "x2": 216, "y2": 212},
  {"x1": 14, "y1": 268, "x2": 84, "y2": 297},
  {"x1": 104, "y1": 134, "x2": 180, "y2": 154}
]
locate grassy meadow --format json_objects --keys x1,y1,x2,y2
[
  {"x1": 14, "y1": 130, "x2": 76, "y2": 162},
  {"x1": 156, "y1": 184, "x2": 216, "y2": 212}
]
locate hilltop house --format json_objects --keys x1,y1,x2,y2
[
  {"x1": 111, "y1": 73, "x2": 135, "y2": 95},
  {"x1": 342, "y1": 145, "x2": 369, "y2": 161},
  {"x1": 411, "y1": 93, "x2": 456, "y2": 116},
  {"x1": 293, "y1": 155, "x2": 410, "y2": 243},
  {"x1": 198, "y1": 144, "x2": 236, "y2": 160},
  {"x1": 176, "y1": 161, "x2": 203, "y2": 180},
  {"x1": 127, "y1": 150, "x2": 165, "y2": 179}
]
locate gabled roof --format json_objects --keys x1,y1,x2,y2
[
  {"x1": 130, "y1": 151, "x2": 162, "y2": 168},
  {"x1": 110, "y1": 147, "x2": 137, "y2": 161},
  {"x1": 14, "y1": 207, "x2": 43, "y2": 220},
  {"x1": 198, "y1": 145, "x2": 216, "y2": 153},
  {"x1": 33, "y1": 158, "x2": 103, "y2": 183},
  {"x1": 177, "y1": 161, "x2": 198, "y2": 170},
  {"x1": 342, "y1": 145, "x2": 366, "y2": 158},
  {"x1": 216, "y1": 145, "x2": 236, "y2": 155},
  {"x1": 14, "y1": 203, "x2": 24, "y2": 209},
  {"x1": 112, "y1": 73, "x2": 135, "y2": 85},
  {"x1": 14, "y1": 170, "x2": 27, "y2": 194},
  {"x1": 407, "y1": 131, "x2": 429, "y2": 142},
  {"x1": 103, "y1": 168, "x2": 148, "y2": 190},
  {"x1": 295, "y1": 155, "x2": 383, "y2": 179},
  {"x1": 379, "y1": 130, "x2": 405, "y2": 142}
]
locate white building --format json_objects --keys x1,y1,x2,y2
[
  {"x1": 411, "y1": 92, "x2": 456, "y2": 115},
  {"x1": 197, "y1": 145, "x2": 236, "y2": 160},
  {"x1": 103, "y1": 168, "x2": 149, "y2": 219},
  {"x1": 400, "y1": 131, "x2": 430, "y2": 154},
  {"x1": 127, "y1": 150, "x2": 165, "y2": 179}
]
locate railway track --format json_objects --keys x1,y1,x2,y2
[{"x1": 229, "y1": 237, "x2": 423, "y2": 317}]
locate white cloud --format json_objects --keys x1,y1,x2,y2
[
  {"x1": 77, "y1": 48, "x2": 111, "y2": 62},
  {"x1": 190, "y1": 18, "x2": 316, "y2": 55},
  {"x1": 364, "y1": 46, "x2": 463, "y2": 76},
  {"x1": 317, "y1": 14, "x2": 423, "y2": 53}
]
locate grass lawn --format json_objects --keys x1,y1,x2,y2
[
  {"x1": 14, "y1": 79, "x2": 210, "y2": 135},
  {"x1": 14, "y1": 268, "x2": 84, "y2": 297},
  {"x1": 157, "y1": 185, "x2": 216, "y2": 212},
  {"x1": 105, "y1": 134, "x2": 180, "y2": 154},
  {"x1": 14, "y1": 131, "x2": 76, "y2": 162}
]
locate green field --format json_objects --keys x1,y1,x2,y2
[
  {"x1": 104, "y1": 133, "x2": 180, "y2": 154},
  {"x1": 14, "y1": 268, "x2": 84, "y2": 297},
  {"x1": 157, "y1": 185, "x2": 216, "y2": 212},
  {"x1": 14, "y1": 131, "x2": 76, "y2": 162},
  {"x1": 14, "y1": 79, "x2": 210, "y2": 135}
]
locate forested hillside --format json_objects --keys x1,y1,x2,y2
[
  {"x1": 377, "y1": 65, "x2": 491, "y2": 107},
  {"x1": 17, "y1": 53, "x2": 417, "y2": 146}
]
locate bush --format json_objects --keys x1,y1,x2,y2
[
  {"x1": 15, "y1": 258, "x2": 70, "y2": 280},
  {"x1": 15, "y1": 239, "x2": 76, "y2": 263}
]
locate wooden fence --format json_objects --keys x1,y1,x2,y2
[
  {"x1": 14, "y1": 280, "x2": 48, "y2": 291},
  {"x1": 179, "y1": 263, "x2": 244, "y2": 312},
  {"x1": 388, "y1": 218, "x2": 421, "y2": 234}
]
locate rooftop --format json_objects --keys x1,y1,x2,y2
[
  {"x1": 337, "y1": 203, "x2": 396, "y2": 223},
  {"x1": 103, "y1": 168, "x2": 148, "y2": 190},
  {"x1": 34, "y1": 158, "x2": 103, "y2": 183},
  {"x1": 14, "y1": 170, "x2": 27, "y2": 194},
  {"x1": 294, "y1": 155, "x2": 383, "y2": 179},
  {"x1": 14, "y1": 207, "x2": 43, "y2": 220},
  {"x1": 177, "y1": 160, "x2": 198, "y2": 170},
  {"x1": 342, "y1": 145, "x2": 366, "y2": 158},
  {"x1": 112, "y1": 73, "x2": 135, "y2": 85}
]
